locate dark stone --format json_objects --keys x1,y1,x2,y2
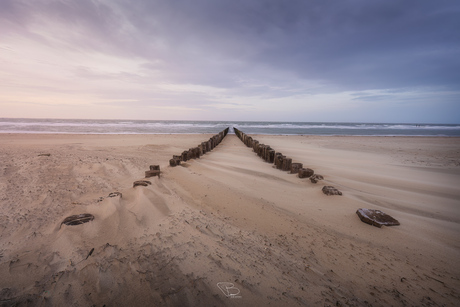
[
  {"x1": 149, "y1": 165, "x2": 160, "y2": 171},
  {"x1": 322, "y1": 186, "x2": 342, "y2": 196},
  {"x1": 310, "y1": 174, "x2": 324, "y2": 183},
  {"x1": 298, "y1": 168, "x2": 314, "y2": 178},
  {"x1": 61, "y1": 213, "x2": 94, "y2": 226},
  {"x1": 356, "y1": 208, "x2": 400, "y2": 228}
]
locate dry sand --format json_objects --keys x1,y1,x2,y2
[{"x1": 0, "y1": 133, "x2": 459, "y2": 306}]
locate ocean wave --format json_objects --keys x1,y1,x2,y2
[{"x1": 1, "y1": 119, "x2": 459, "y2": 136}]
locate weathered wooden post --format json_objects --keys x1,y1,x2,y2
[
  {"x1": 253, "y1": 140, "x2": 259, "y2": 153},
  {"x1": 264, "y1": 146, "x2": 272, "y2": 162},
  {"x1": 187, "y1": 148, "x2": 195, "y2": 160},
  {"x1": 275, "y1": 153, "x2": 284, "y2": 169},
  {"x1": 181, "y1": 150, "x2": 189, "y2": 162},
  {"x1": 290, "y1": 163, "x2": 303, "y2": 174},
  {"x1": 170, "y1": 155, "x2": 182, "y2": 167},
  {"x1": 298, "y1": 168, "x2": 314, "y2": 178},
  {"x1": 268, "y1": 150, "x2": 275, "y2": 163},
  {"x1": 201, "y1": 142, "x2": 207, "y2": 154},
  {"x1": 145, "y1": 165, "x2": 161, "y2": 178},
  {"x1": 145, "y1": 170, "x2": 160, "y2": 178},
  {"x1": 257, "y1": 144, "x2": 264, "y2": 157},
  {"x1": 282, "y1": 157, "x2": 292, "y2": 171},
  {"x1": 247, "y1": 137, "x2": 253, "y2": 147}
]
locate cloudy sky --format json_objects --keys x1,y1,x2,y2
[{"x1": 1, "y1": 0, "x2": 459, "y2": 123}]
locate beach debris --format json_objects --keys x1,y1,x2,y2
[
  {"x1": 310, "y1": 174, "x2": 324, "y2": 183},
  {"x1": 322, "y1": 186, "x2": 342, "y2": 196},
  {"x1": 298, "y1": 168, "x2": 315, "y2": 178},
  {"x1": 356, "y1": 208, "x2": 400, "y2": 228},
  {"x1": 38, "y1": 153, "x2": 51, "y2": 156},
  {"x1": 108, "y1": 192, "x2": 122, "y2": 198},
  {"x1": 133, "y1": 180, "x2": 152, "y2": 187},
  {"x1": 61, "y1": 213, "x2": 94, "y2": 227},
  {"x1": 290, "y1": 163, "x2": 303, "y2": 174},
  {"x1": 85, "y1": 248, "x2": 95, "y2": 260}
]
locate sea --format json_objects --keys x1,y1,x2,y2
[{"x1": 1, "y1": 118, "x2": 459, "y2": 136}]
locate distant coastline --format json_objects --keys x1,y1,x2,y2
[{"x1": 1, "y1": 118, "x2": 459, "y2": 136}]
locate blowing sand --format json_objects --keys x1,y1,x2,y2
[{"x1": 0, "y1": 133, "x2": 459, "y2": 306}]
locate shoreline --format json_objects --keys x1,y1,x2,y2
[
  {"x1": 1, "y1": 133, "x2": 459, "y2": 305},
  {"x1": 2, "y1": 132, "x2": 460, "y2": 137}
]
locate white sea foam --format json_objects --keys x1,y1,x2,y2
[{"x1": 0, "y1": 119, "x2": 459, "y2": 136}]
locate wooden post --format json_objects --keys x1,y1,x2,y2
[
  {"x1": 145, "y1": 170, "x2": 160, "y2": 178},
  {"x1": 268, "y1": 150, "x2": 275, "y2": 163},
  {"x1": 282, "y1": 157, "x2": 292, "y2": 171},
  {"x1": 264, "y1": 146, "x2": 272, "y2": 162},
  {"x1": 275, "y1": 153, "x2": 284, "y2": 169},
  {"x1": 187, "y1": 148, "x2": 195, "y2": 160},
  {"x1": 298, "y1": 168, "x2": 314, "y2": 178},
  {"x1": 257, "y1": 144, "x2": 264, "y2": 157},
  {"x1": 290, "y1": 163, "x2": 303, "y2": 174},
  {"x1": 253, "y1": 140, "x2": 259, "y2": 153},
  {"x1": 181, "y1": 150, "x2": 189, "y2": 162},
  {"x1": 201, "y1": 142, "x2": 207, "y2": 154},
  {"x1": 247, "y1": 137, "x2": 253, "y2": 147}
]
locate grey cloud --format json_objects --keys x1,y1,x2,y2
[{"x1": 1, "y1": 0, "x2": 459, "y2": 108}]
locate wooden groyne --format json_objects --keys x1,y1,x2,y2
[
  {"x1": 233, "y1": 127, "x2": 400, "y2": 227},
  {"x1": 233, "y1": 127, "x2": 330, "y2": 188},
  {"x1": 169, "y1": 127, "x2": 230, "y2": 167}
]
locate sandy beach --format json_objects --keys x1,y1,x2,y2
[{"x1": 0, "y1": 133, "x2": 459, "y2": 306}]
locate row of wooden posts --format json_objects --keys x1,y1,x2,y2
[
  {"x1": 169, "y1": 127, "x2": 230, "y2": 167},
  {"x1": 233, "y1": 127, "x2": 403, "y2": 226},
  {"x1": 233, "y1": 127, "x2": 327, "y2": 185}
]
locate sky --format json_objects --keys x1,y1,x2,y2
[{"x1": 1, "y1": 0, "x2": 459, "y2": 123}]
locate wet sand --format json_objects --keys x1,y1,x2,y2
[{"x1": 0, "y1": 133, "x2": 459, "y2": 306}]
